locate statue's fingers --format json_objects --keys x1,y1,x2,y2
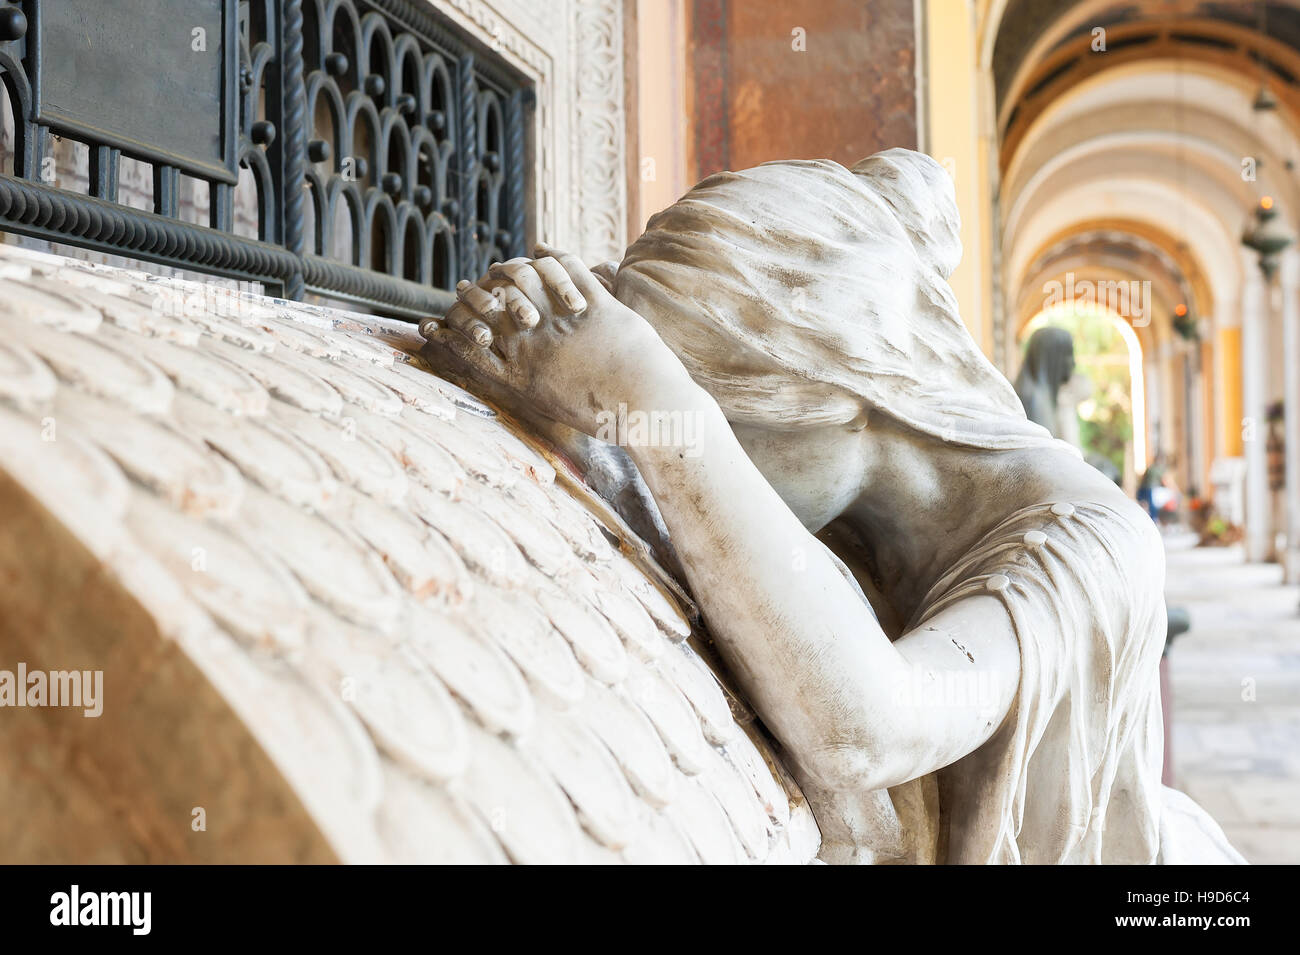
[
  {"x1": 590, "y1": 260, "x2": 618, "y2": 294},
  {"x1": 443, "y1": 300, "x2": 494, "y2": 347},
  {"x1": 427, "y1": 325, "x2": 510, "y2": 380},
  {"x1": 534, "y1": 242, "x2": 605, "y2": 302},
  {"x1": 488, "y1": 260, "x2": 551, "y2": 317},
  {"x1": 529, "y1": 255, "x2": 587, "y2": 315},
  {"x1": 499, "y1": 284, "x2": 540, "y2": 330},
  {"x1": 417, "y1": 315, "x2": 440, "y2": 340},
  {"x1": 456, "y1": 279, "x2": 506, "y2": 321}
]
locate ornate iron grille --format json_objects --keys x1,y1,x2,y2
[{"x1": 0, "y1": 0, "x2": 531, "y2": 319}]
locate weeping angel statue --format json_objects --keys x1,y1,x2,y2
[{"x1": 421, "y1": 149, "x2": 1242, "y2": 865}]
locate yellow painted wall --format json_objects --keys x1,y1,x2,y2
[
  {"x1": 925, "y1": 0, "x2": 992, "y2": 354},
  {"x1": 1201, "y1": 337, "x2": 1218, "y2": 490},
  {"x1": 1218, "y1": 326, "x2": 1243, "y2": 457}
]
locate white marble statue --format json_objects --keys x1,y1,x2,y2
[{"x1": 422, "y1": 149, "x2": 1242, "y2": 864}]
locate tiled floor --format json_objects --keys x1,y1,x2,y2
[{"x1": 1163, "y1": 533, "x2": 1300, "y2": 864}]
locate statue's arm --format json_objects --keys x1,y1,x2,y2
[
  {"x1": 425, "y1": 247, "x2": 1019, "y2": 792},
  {"x1": 626, "y1": 388, "x2": 1020, "y2": 791}
]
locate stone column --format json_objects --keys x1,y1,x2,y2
[
  {"x1": 1281, "y1": 249, "x2": 1300, "y2": 581},
  {"x1": 1193, "y1": 334, "x2": 1211, "y2": 495},
  {"x1": 1241, "y1": 257, "x2": 1273, "y2": 563}
]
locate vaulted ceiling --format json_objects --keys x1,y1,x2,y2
[
  {"x1": 994, "y1": 1, "x2": 1300, "y2": 118},
  {"x1": 992, "y1": 0, "x2": 1300, "y2": 354}
]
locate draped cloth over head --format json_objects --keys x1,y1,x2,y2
[{"x1": 615, "y1": 150, "x2": 1060, "y2": 449}]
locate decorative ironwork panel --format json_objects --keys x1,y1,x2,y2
[{"x1": 0, "y1": 0, "x2": 531, "y2": 319}]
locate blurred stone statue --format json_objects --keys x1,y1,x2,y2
[
  {"x1": 423, "y1": 149, "x2": 1241, "y2": 865},
  {"x1": 1013, "y1": 326, "x2": 1076, "y2": 436},
  {"x1": 1055, "y1": 365, "x2": 1123, "y2": 484}
]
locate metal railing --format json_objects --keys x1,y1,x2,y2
[{"x1": 0, "y1": 0, "x2": 531, "y2": 319}]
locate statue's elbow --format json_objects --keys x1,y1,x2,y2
[{"x1": 800, "y1": 738, "x2": 901, "y2": 793}]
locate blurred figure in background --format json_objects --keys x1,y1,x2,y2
[
  {"x1": 1137, "y1": 452, "x2": 1178, "y2": 523},
  {"x1": 1013, "y1": 326, "x2": 1076, "y2": 436}
]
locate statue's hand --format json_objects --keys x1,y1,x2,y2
[{"x1": 421, "y1": 244, "x2": 695, "y2": 438}]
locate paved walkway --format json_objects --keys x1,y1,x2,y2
[{"x1": 1163, "y1": 533, "x2": 1300, "y2": 864}]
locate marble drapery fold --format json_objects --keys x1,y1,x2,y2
[{"x1": 894, "y1": 499, "x2": 1244, "y2": 864}]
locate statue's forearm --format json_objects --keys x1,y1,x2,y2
[
  {"x1": 624, "y1": 383, "x2": 883, "y2": 652},
  {"x1": 623, "y1": 385, "x2": 923, "y2": 786}
]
